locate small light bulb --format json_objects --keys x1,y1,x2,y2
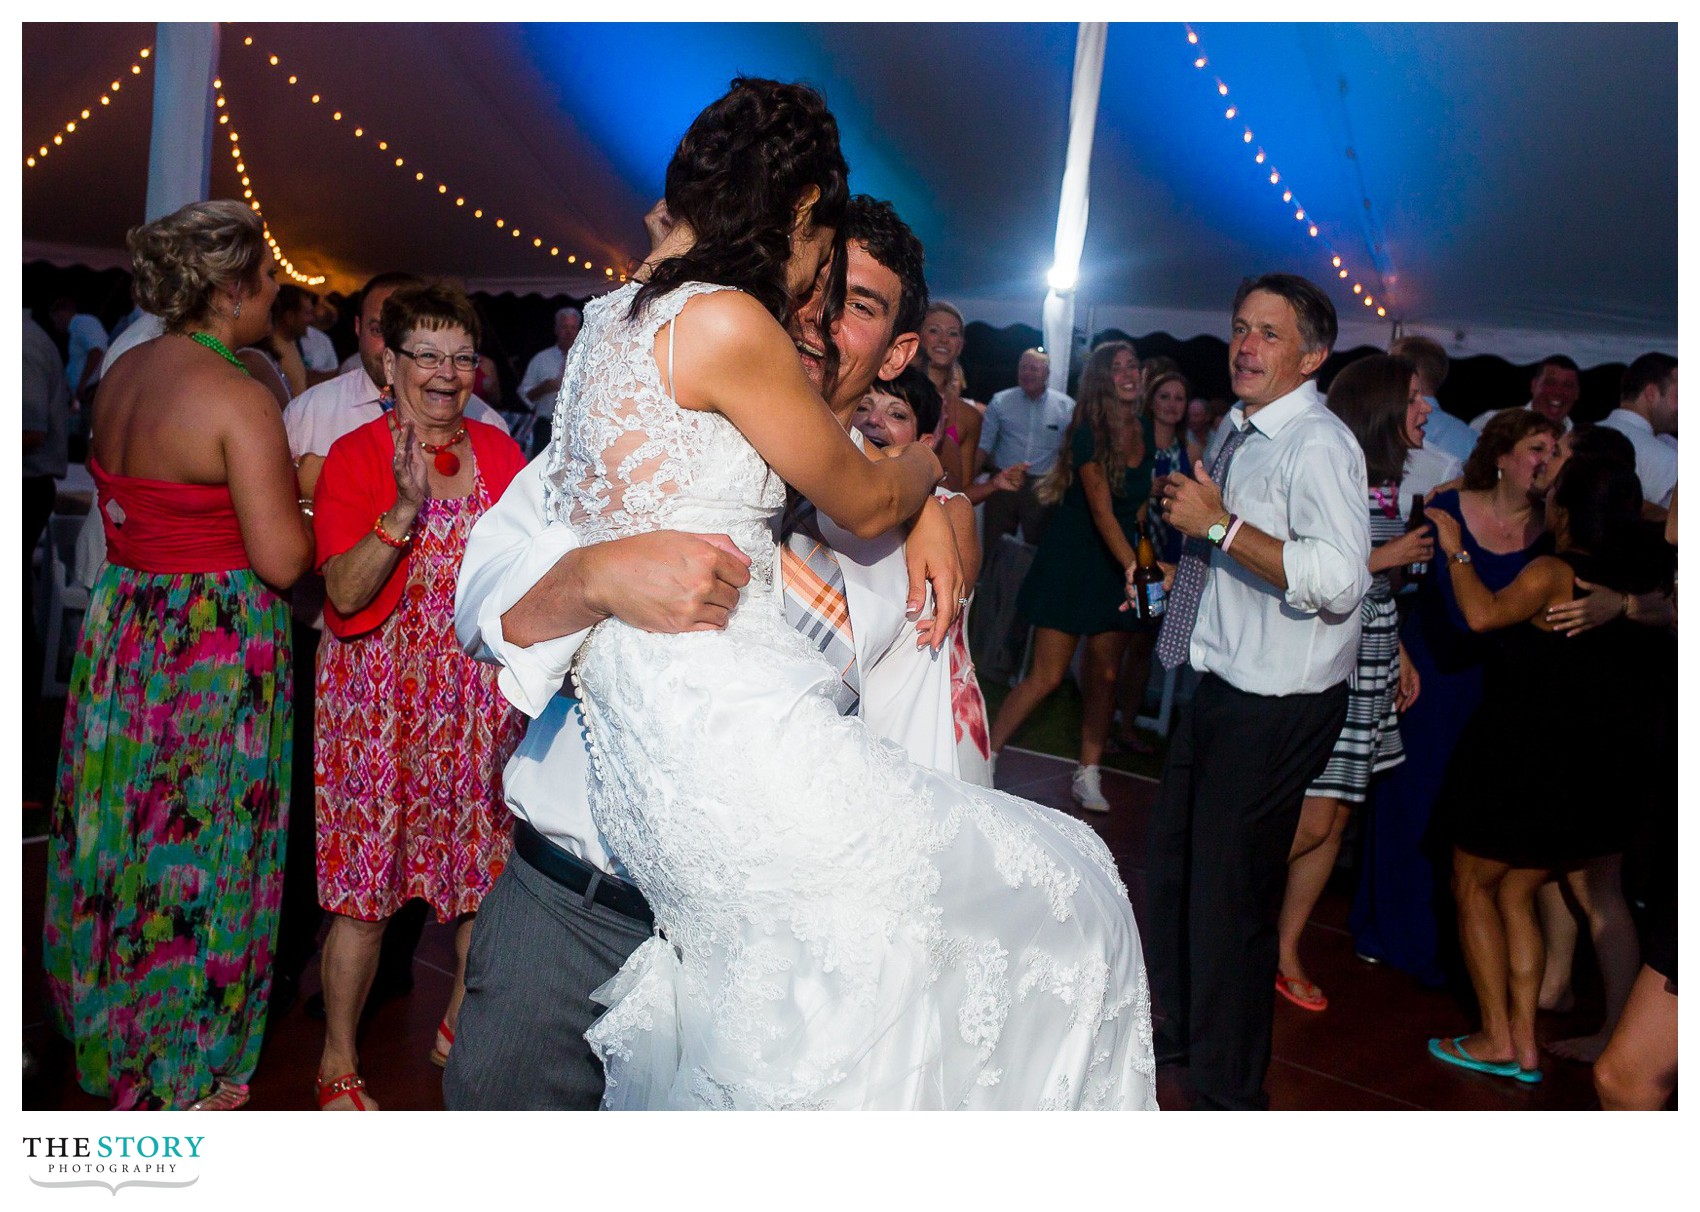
[
  {"x1": 53, "y1": 134, "x2": 62, "y2": 145},
  {"x1": 1377, "y1": 307, "x2": 1386, "y2": 317},
  {"x1": 1295, "y1": 210, "x2": 1305, "y2": 221},
  {"x1": 605, "y1": 268, "x2": 614, "y2": 277},
  {"x1": 81, "y1": 109, "x2": 90, "y2": 119},
  {"x1": 269, "y1": 55, "x2": 279, "y2": 66},
  {"x1": 512, "y1": 229, "x2": 521, "y2": 238},
  {"x1": 354, "y1": 128, "x2": 363, "y2": 137},
  {"x1": 495, "y1": 218, "x2": 504, "y2": 227},
  {"x1": 244, "y1": 36, "x2": 253, "y2": 45},
  {"x1": 1339, "y1": 269, "x2": 1348, "y2": 279},
  {"x1": 213, "y1": 77, "x2": 222, "y2": 88},
  {"x1": 534, "y1": 238, "x2": 542, "y2": 247},
  {"x1": 26, "y1": 156, "x2": 35, "y2": 166},
  {"x1": 1217, "y1": 81, "x2": 1228, "y2": 96},
  {"x1": 1309, "y1": 225, "x2": 1319, "y2": 237},
  {"x1": 219, "y1": 114, "x2": 229, "y2": 125},
  {"x1": 1194, "y1": 56, "x2": 1207, "y2": 69},
  {"x1": 131, "y1": 64, "x2": 141, "y2": 74},
  {"x1": 1187, "y1": 28, "x2": 1198, "y2": 44},
  {"x1": 288, "y1": 75, "x2": 298, "y2": 84},
  {"x1": 1255, "y1": 149, "x2": 1265, "y2": 164},
  {"x1": 394, "y1": 157, "x2": 404, "y2": 167},
  {"x1": 1353, "y1": 283, "x2": 1363, "y2": 294},
  {"x1": 333, "y1": 112, "x2": 342, "y2": 120},
  {"x1": 584, "y1": 262, "x2": 592, "y2": 270},
  {"x1": 1332, "y1": 255, "x2": 1342, "y2": 267},
  {"x1": 66, "y1": 121, "x2": 76, "y2": 132},
  {"x1": 438, "y1": 184, "x2": 447, "y2": 193},
  {"x1": 1364, "y1": 297, "x2": 1374, "y2": 307},
  {"x1": 377, "y1": 140, "x2": 388, "y2": 150},
  {"x1": 455, "y1": 197, "x2": 465, "y2": 206},
  {"x1": 99, "y1": 96, "x2": 109, "y2": 105},
  {"x1": 474, "y1": 209, "x2": 483, "y2": 218},
  {"x1": 1282, "y1": 189, "x2": 1292, "y2": 202},
  {"x1": 139, "y1": 47, "x2": 150, "y2": 58},
  {"x1": 1270, "y1": 171, "x2": 1280, "y2": 184},
  {"x1": 112, "y1": 81, "x2": 121, "y2": 91},
  {"x1": 1243, "y1": 129, "x2": 1253, "y2": 143},
  {"x1": 550, "y1": 247, "x2": 559, "y2": 256},
  {"x1": 568, "y1": 255, "x2": 577, "y2": 264},
  {"x1": 1225, "y1": 106, "x2": 1236, "y2": 120},
  {"x1": 216, "y1": 96, "x2": 226, "y2": 107},
  {"x1": 415, "y1": 171, "x2": 424, "y2": 181}
]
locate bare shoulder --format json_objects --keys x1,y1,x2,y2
[{"x1": 674, "y1": 288, "x2": 785, "y2": 349}]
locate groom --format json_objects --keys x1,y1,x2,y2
[{"x1": 445, "y1": 197, "x2": 971, "y2": 1110}]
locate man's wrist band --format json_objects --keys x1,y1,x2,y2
[{"x1": 1220, "y1": 516, "x2": 1246, "y2": 553}]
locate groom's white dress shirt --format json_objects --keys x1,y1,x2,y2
[{"x1": 455, "y1": 445, "x2": 958, "y2": 878}]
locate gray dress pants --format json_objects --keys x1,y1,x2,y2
[{"x1": 442, "y1": 848, "x2": 651, "y2": 1110}]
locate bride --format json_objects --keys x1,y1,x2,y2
[{"x1": 545, "y1": 77, "x2": 1156, "y2": 1110}]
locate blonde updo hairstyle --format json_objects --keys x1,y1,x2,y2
[{"x1": 126, "y1": 199, "x2": 267, "y2": 333}]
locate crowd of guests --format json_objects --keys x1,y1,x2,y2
[{"x1": 26, "y1": 193, "x2": 1676, "y2": 1112}]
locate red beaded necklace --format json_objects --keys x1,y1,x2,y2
[{"x1": 420, "y1": 425, "x2": 468, "y2": 476}]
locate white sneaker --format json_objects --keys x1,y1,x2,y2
[{"x1": 1071, "y1": 764, "x2": 1110, "y2": 813}]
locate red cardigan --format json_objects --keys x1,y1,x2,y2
[{"x1": 314, "y1": 415, "x2": 525, "y2": 639}]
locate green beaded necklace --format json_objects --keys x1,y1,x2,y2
[{"x1": 189, "y1": 331, "x2": 251, "y2": 376}]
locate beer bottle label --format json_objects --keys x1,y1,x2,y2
[{"x1": 1142, "y1": 581, "x2": 1166, "y2": 619}]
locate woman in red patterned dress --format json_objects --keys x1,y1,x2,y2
[{"x1": 308, "y1": 283, "x2": 526, "y2": 1110}]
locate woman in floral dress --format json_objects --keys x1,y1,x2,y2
[
  {"x1": 309, "y1": 282, "x2": 525, "y2": 1110},
  {"x1": 45, "y1": 200, "x2": 314, "y2": 1110}
]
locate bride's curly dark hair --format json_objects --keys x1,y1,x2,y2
[{"x1": 632, "y1": 77, "x2": 850, "y2": 326}]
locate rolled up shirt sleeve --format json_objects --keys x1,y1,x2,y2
[
  {"x1": 454, "y1": 454, "x2": 593, "y2": 718},
  {"x1": 1279, "y1": 438, "x2": 1372, "y2": 615}
]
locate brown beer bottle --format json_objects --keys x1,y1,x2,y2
[
  {"x1": 1407, "y1": 493, "x2": 1430, "y2": 579},
  {"x1": 1133, "y1": 519, "x2": 1166, "y2": 621}
]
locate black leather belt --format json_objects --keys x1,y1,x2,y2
[{"x1": 512, "y1": 818, "x2": 654, "y2": 927}]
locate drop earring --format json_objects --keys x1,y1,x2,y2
[{"x1": 233, "y1": 298, "x2": 243, "y2": 320}]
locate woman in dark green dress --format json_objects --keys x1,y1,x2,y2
[{"x1": 988, "y1": 340, "x2": 1156, "y2": 812}]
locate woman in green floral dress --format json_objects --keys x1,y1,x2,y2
[{"x1": 44, "y1": 200, "x2": 313, "y2": 1110}]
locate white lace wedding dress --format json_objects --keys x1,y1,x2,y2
[{"x1": 544, "y1": 281, "x2": 1157, "y2": 1110}]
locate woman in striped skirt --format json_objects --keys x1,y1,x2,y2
[{"x1": 1273, "y1": 355, "x2": 1435, "y2": 1012}]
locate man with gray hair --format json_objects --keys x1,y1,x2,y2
[
  {"x1": 1148, "y1": 272, "x2": 1371, "y2": 1110},
  {"x1": 516, "y1": 306, "x2": 584, "y2": 452}
]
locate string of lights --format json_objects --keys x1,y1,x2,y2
[
  {"x1": 25, "y1": 46, "x2": 152, "y2": 170},
  {"x1": 213, "y1": 77, "x2": 326, "y2": 286},
  {"x1": 1183, "y1": 24, "x2": 1390, "y2": 319},
  {"x1": 229, "y1": 31, "x2": 625, "y2": 282}
]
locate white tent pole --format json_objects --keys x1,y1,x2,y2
[
  {"x1": 145, "y1": 23, "x2": 220, "y2": 221},
  {"x1": 1042, "y1": 21, "x2": 1107, "y2": 394}
]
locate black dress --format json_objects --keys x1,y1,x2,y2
[{"x1": 1440, "y1": 551, "x2": 1661, "y2": 869}]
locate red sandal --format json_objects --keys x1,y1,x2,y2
[
  {"x1": 429, "y1": 1019, "x2": 454, "y2": 1068},
  {"x1": 316, "y1": 1071, "x2": 372, "y2": 1110}
]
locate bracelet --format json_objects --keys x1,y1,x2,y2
[
  {"x1": 1620, "y1": 592, "x2": 1632, "y2": 619},
  {"x1": 1220, "y1": 516, "x2": 1247, "y2": 553},
  {"x1": 372, "y1": 512, "x2": 412, "y2": 549},
  {"x1": 297, "y1": 498, "x2": 315, "y2": 519}
]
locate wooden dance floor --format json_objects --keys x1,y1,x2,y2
[{"x1": 22, "y1": 748, "x2": 1607, "y2": 1111}]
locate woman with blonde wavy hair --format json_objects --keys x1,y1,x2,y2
[
  {"x1": 44, "y1": 199, "x2": 314, "y2": 1110},
  {"x1": 987, "y1": 340, "x2": 1159, "y2": 811}
]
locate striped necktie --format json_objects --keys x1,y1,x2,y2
[
  {"x1": 1155, "y1": 422, "x2": 1250, "y2": 670},
  {"x1": 780, "y1": 494, "x2": 860, "y2": 715}
]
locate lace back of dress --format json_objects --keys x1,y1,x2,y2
[{"x1": 542, "y1": 282, "x2": 732, "y2": 540}]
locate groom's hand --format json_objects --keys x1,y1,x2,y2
[{"x1": 583, "y1": 530, "x2": 752, "y2": 633}]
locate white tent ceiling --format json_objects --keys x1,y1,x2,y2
[{"x1": 21, "y1": 21, "x2": 1677, "y2": 365}]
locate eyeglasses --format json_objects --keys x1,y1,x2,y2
[{"x1": 391, "y1": 345, "x2": 479, "y2": 374}]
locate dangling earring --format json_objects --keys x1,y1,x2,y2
[
  {"x1": 1497, "y1": 467, "x2": 1504, "y2": 481},
  {"x1": 233, "y1": 298, "x2": 243, "y2": 320}
]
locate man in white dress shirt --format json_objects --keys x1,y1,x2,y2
[
  {"x1": 1598, "y1": 352, "x2": 1677, "y2": 510},
  {"x1": 513, "y1": 306, "x2": 583, "y2": 453},
  {"x1": 1469, "y1": 353, "x2": 1582, "y2": 437},
  {"x1": 444, "y1": 197, "x2": 969, "y2": 1109},
  {"x1": 1149, "y1": 273, "x2": 1371, "y2": 1110}
]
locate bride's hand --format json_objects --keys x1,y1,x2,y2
[{"x1": 905, "y1": 496, "x2": 964, "y2": 650}]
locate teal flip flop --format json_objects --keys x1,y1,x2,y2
[
  {"x1": 1512, "y1": 1066, "x2": 1544, "y2": 1085},
  {"x1": 1427, "y1": 1036, "x2": 1521, "y2": 1078}
]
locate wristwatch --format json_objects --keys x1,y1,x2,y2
[
  {"x1": 1450, "y1": 549, "x2": 1473, "y2": 565},
  {"x1": 1206, "y1": 513, "x2": 1233, "y2": 548}
]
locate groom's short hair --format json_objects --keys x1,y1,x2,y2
[{"x1": 842, "y1": 196, "x2": 928, "y2": 339}]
